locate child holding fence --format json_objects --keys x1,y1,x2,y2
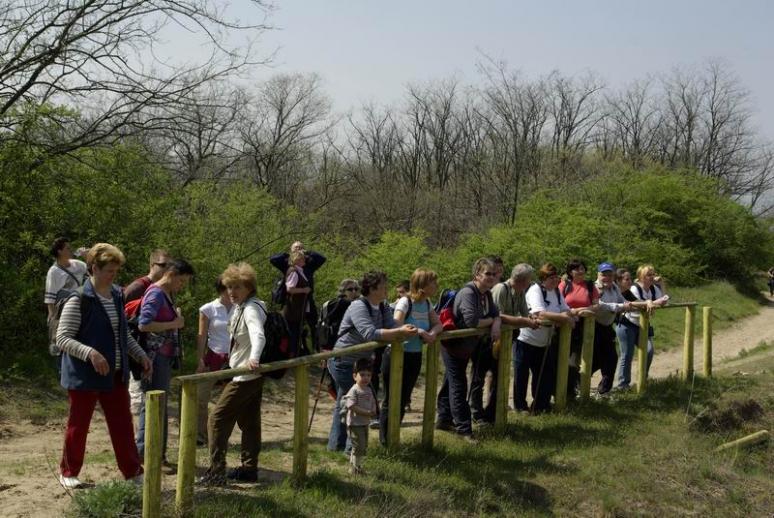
[{"x1": 343, "y1": 358, "x2": 377, "y2": 474}]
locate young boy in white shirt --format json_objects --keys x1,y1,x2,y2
[{"x1": 343, "y1": 357, "x2": 377, "y2": 474}]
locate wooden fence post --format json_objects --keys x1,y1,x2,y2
[
  {"x1": 422, "y1": 338, "x2": 440, "y2": 449},
  {"x1": 554, "y1": 323, "x2": 571, "y2": 411},
  {"x1": 175, "y1": 381, "x2": 198, "y2": 516},
  {"x1": 494, "y1": 328, "x2": 513, "y2": 432},
  {"x1": 292, "y1": 364, "x2": 309, "y2": 483},
  {"x1": 387, "y1": 341, "x2": 404, "y2": 451},
  {"x1": 703, "y1": 306, "x2": 713, "y2": 377},
  {"x1": 637, "y1": 313, "x2": 650, "y2": 394},
  {"x1": 142, "y1": 390, "x2": 164, "y2": 518},
  {"x1": 682, "y1": 305, "x2": 695, "y2": 380},
  {"x1": 579, "y1": 315, "x2": 595, "y2": 401}
]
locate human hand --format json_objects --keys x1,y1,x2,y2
[
  {"x1": 401, "y1": 324, "x2": 418, "y2": 337},
  {"x1": 89, "y1": 350, "x2": 109, "y2": 376},
  {"x1": 142, "y1": 356, "x2": 153, "y2": 379},
  {"x1": 195, "y1": 358, "x2": 208, "y2": 373},
  {"x1": 248, "y1": 358, "x2": 260, "y2": 370},
  {"x1": 171, "y1": 308, "x2": 185, "y2": 330}
]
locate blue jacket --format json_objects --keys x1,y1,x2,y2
[
  {"x1": 60, "y1": 279, "x2": 130, "y2": 391},
  {"x1": 269, "y1": 250, "x2": 326, "y2": 294}
]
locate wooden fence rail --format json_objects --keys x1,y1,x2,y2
[{"x1": 149, "y1": 302, "x2": 710, "y2": 516}]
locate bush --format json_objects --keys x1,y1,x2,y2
[{"x1": 67, "y1": 481, "x2": 141, "y2": 518}]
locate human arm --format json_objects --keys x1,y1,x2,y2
[
  {"x1": 244, "y1": 303, "x2": 267, "y2": 368},
  {"x1": 196, "y1": 310, "x2": 209, "y2": 373},
  {"x1": 137, "y1": 289, "x2": 184, "y2": 333},
  {"x1": 269, "y1": 253, "x2": 289, "y2": 274},
  {"x1": 305, "y1": 251, "x2": 327, "y2": 273},
  {"x1": 56, "y1": 297, "x2": 110, "y2": 375}
]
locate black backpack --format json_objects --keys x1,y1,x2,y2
[
  {"x1": 316, "y1": 297, "x2": 351, "y2": 350},
  {"x1": 270, "y1": 274, "x2": 287, "y2": 306},
  {"x1": 632, "y1": 283, "x2": 657, "y2": 301},
  {"x1": 250, "y1": 301, "x2": 292, "y2": 380}
]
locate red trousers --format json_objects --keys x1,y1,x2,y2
[{"x1": 61, "y1": 372, "x2": 142, "y2": 479}]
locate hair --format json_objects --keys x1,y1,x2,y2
[
  {"x1": 50, "y1": 236, "x2": 70, "y2": 258},
  {"x1": 409, "y1": 268, "x2": 438, "y2": 299},
  {"x1": 214, "y1": 274, "x2": 227, "y2": 294},
  {"x1": 361, "y1": 271, "x2": 387, "y2": 296},
  {"x1": 149, "y1": 249, "x2": 169, "y2": 267},
  {"x1": 537, "y1": 263, "x2": 559, "y2": 282},
  {"x1": 615, "y1": 268, "x2": 631, "y2": 283},
  {"x1": 353, "y1": 357, "x2": 373, "y2": 374},
  {"x1": 337, "y1": 278, "x2": 360, "y2": 297},
  {"x1": 510, "y1": 263, "x2": 534, "y2": 282},
  {"x1": 636, "y1": 264, "x2": 656, "y2": 282},
  {"x1": 164, "y1": 259, "x2": 195, "y2": 278},
  {"x1": 289, "y1": 250, "x2": 305, "y2": 265},
  {"x1": 471, "y1": 257, "x2": 497, "y2": 278},
  {"x1": 565, "y1": 258, "x2": 587, "y2": 279},
  {"x1": 86, "y1": 243, "x2": 126, "y2": 271},
  {"x1": 396, "y1": 279, "x2": 410, "y2": 291},
  {"x1": 222, "y1": 262, "x2": 257, "y2": 293}
]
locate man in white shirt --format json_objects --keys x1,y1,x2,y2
[{"x1": 45, "y1": 237, "x2": 89, "y2": 357}]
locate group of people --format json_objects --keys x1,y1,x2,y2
[{"x1": 45, "y1": 235, "x2": 669, "y2": 486}]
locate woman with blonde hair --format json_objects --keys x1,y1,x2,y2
[
  {"x1": 379, "y1": 268, "x2": 443, "y2": 445},
  {"x1": 56, "y1": 243, "x2": 152, "y2": 489},
  {"x1": 616, "y1": 264, "x2": 669, "y2": 390}
]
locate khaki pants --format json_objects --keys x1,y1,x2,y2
[
  {"x1": 348, "y1": 425, "x2": 368, "y2": 469},
  {"x1": 207, "y1": 377, "x2": 264, "y2": 475}
]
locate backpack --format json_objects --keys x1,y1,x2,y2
[
  {"x1": 250, "y1": 301, "x2": 292, "y2": 380},
  {"x1": 538, "y1": 284, "x2": 562, "y2": 307},
  {"x1": 316, "y1": 297, "x2": 351, "y2": 350},
  {"x1": 53, "y1": 265, "x2": 88, "y2": 320},
  {"x1": 632, "y1": 283, "x2": 657, "y2": 301},
  {"x1": 270, "y1": 274, "x2": 287, "y2": 307},
  {"x1": 562, "y1": 279, "x2": 595, "y2": 305},
  {"x1": 434, "y1": 289, "x2": 460, "y2": 349}
]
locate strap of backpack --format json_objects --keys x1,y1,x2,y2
[{"x1": 57, "y1": 264, "x2": 83, "y2": 287}]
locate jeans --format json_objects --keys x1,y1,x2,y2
[
  {"x1": 327, "y1": 357, "x2": 354, "y2": 452},
  {"x1": 379, "y1": 348, "x2": 422, "y2": 445},
  {"x1": 469, "y1": 340, "x2": 497, "y2": 422},
  {"x1": 513, "y1": 339, "x2": 556, "y2": 413},
  {"x1": 615, "y1": 320, "x2": 654, "y2": 388},
  {"x1": 436, "y1": 347, "x2": 472, "y2": 435},
  {"x1": 136, "y1": 354, "x2": 172, "y2": 459}
]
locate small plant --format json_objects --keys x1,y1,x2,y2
[{"x1": 67, "y1": 480, "x2": 141, "y2": 518}]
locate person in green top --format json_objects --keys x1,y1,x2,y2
[{"x1": 491, "y1": 263, "x2": 542, "y2": 415}]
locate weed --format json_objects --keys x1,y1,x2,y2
[{"x1": 66, "y1": 481, "x2": 141, "y2": 518}]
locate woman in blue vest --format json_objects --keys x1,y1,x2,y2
[{"x1": 56, "y1": 243, "x2": 152, "y2": 490}]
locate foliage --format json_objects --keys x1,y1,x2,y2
[{"x1": 67, "y1": 481, "x2": 141, "y2": 518}]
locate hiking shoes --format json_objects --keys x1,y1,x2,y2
[
  {"x1": 59, "y1": 475, "x2": 84, "y2": 490},
  {"x1": 434, "y1": 420, "x2": 454, "y2": 431},
  {"x1": 227, "y1": 467, "x2": 258, "y2": 482},
  {"x1": 196, "y1": 472, "x2": 226, "y2": 486}
]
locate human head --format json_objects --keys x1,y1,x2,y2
[
  {"x1": 338, "y1": 278, "x2": 360, "y2": 300},
  {"x1": 214, "y1": 275, "x2": 227, "y2": 294},
  {"x1": 636, "y1": 264, "x2": 656, "y2": 284},
  {"x1": 361, "y1": 271, "x2": 388, "y2": 298},
  {"x1": 488, "y1": 256, "x2": 505, "y2": 282},
  {"x1": 395, "y1": 279, "x2": 410, "y2": 299},
  {"x1": 509, "y1": 263, "x2": 535, "y2": 292},
  {"x1": 222, "y1": 262, "x2": 257, "y2": 304},
  {"x1": 290, "y1": 241, "x2": 304, "y2": 253},
  {"x1": 616, "y1": 268, "x2": 632, "y2": 291},
  {"x1": 86, "y1": 243, "x2": 126, "y2": 286},
  {"x1": 565, "y1": 258, "x2": 588, "y2": 281},
  {"x1": 353, "y1": 357, "x2": 373, "y2": 386},
  {"x1": 472, "y1": 257, "x2": 499, "y2": 292},
  {"x1": 409, "y1": 269, "x2": 438, "y2": 299},
  {"x1": 161, "y1": 259, "x2": 195, "y2": 294},
  {"x1": 289, "y1": 250, "x2": 305, "y2": 267},
  {"x1": 148, "y1": 249, "x2": 170, "y2": 281},
  {"x1": 50, "y1": 237, "x2": 72, "y2": 260},
  {"x1": 538, "y1": 263, "x2": 560, "y2": 290},
  {"x1": 597, "y1": 262, "x2": 615, "y2": 286}
]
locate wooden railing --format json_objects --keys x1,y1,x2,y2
[{"x1": 139, "y1": 303, "x2": 712, "y2": 517}]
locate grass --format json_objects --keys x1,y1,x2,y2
[
  {"x1": 649, "y1": 280, "x2": 763, "y2": 352},
  {"x1": 181, "y1": 361, "x2": 773, "y2": 518}
]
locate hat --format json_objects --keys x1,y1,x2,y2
[{"x1": 597, "y1": 262, "x2": 615, "y2": 272}]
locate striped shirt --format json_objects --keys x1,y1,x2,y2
[
  {"x1": 344, "y1": 383, "x2": 376, "y2": 427},
  {"x1": 57, "y1": 294, "x2": 146, "y2": 366}
]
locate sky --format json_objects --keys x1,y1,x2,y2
[{"x1": 227, "y1": 0, "x2": 773, "y2": 141}]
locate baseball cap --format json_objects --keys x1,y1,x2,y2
[{"x1": 597, "y1": 262, "x2": 615, "y2": 272}]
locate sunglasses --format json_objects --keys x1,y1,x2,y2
[
  {"x1": 345, "y1": 287, "x2": 360, "y2": 292},
  {"x1": 154, "y1": 262, "x2": 168, "y2": 268}
]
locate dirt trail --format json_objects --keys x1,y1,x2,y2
[{"x1": 2, "y1": 298, "x2": 773, "y2": 517}]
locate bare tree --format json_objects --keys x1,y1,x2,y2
[
  {"x1": 604, "y1": 78, "x2": 662, "y2": 167},
  {"x1": 0, "y1": 0, "x2": 271, "y2": 163}
]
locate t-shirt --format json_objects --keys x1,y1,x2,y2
[
  {"x1": 199, "y1": 298, "x2": 234, "y2": 355},
  {"x1": 623, "y1": 283, "x2": 663, "y2": 326},
  {"x1": 519, "y1": 283, "x2": 570, "y2": 347},
  {"x1": 344, "y1": 383, "x2": 376, "y2": 427},
  {"x1": 44, "y1": 260, "x2": 88, "y2": 304},
  {"x1": 394, "y1": 297, "x2": 432, "y2": 353},
  {"x1": 558, "y1": 280, "x2": 599, "y2": 309},
  {"x1": 491, "y1": 281, "x2": 529, "y2": 319}
]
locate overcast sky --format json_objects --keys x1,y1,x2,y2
[{"x1": 239, "y1": 0, "x2": 773, "y2": 141}]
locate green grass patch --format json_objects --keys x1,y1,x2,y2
[
  {"x1": 189, "y1": 371, "x2": 773, "y2": 517},
  {"x1": 650, "y1": 281, "x2": 762, "y2": 351},
  {"x1": 66, "y1": 480, "x2": 142, "y2": 518}
]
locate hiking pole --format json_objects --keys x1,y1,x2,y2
[
  {"x1": 530, "y1": 337, "x2": 551, "y2": 416},
  {"x1": 308, "y1": 365, "x2": 328, "y2": 433}
]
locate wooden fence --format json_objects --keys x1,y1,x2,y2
[{"x1": 139, "y1": 303, "x2": 711, "y2": 517}]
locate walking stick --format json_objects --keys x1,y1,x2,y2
[
  {"x1": 530, "y1": 335, "x2": 551, "y2": 415},
  {"x1": 308, "y1": 365, "x2": 328, "y2": 433}
]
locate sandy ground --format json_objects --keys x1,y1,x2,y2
[{"x1": 2, "y1": 298, "x2": 774, "y2": 517}]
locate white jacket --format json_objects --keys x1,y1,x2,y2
[{"x1": 228, "y1": 297, "x2": 267, "y2": 382}]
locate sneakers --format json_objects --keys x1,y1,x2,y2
[
  {"x1": 196, "y1": 472, "x2": 226, "y2": 486},
  {"x1": 59, "y1": 475, "x2": 84, "y2": 490},
  {"x1": 227, "y1": 466, "x2": 258, "y2": 482}
]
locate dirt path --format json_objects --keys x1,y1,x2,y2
[{"x1": 2, "y1": 298, "x2": 773, "y2": 517}]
